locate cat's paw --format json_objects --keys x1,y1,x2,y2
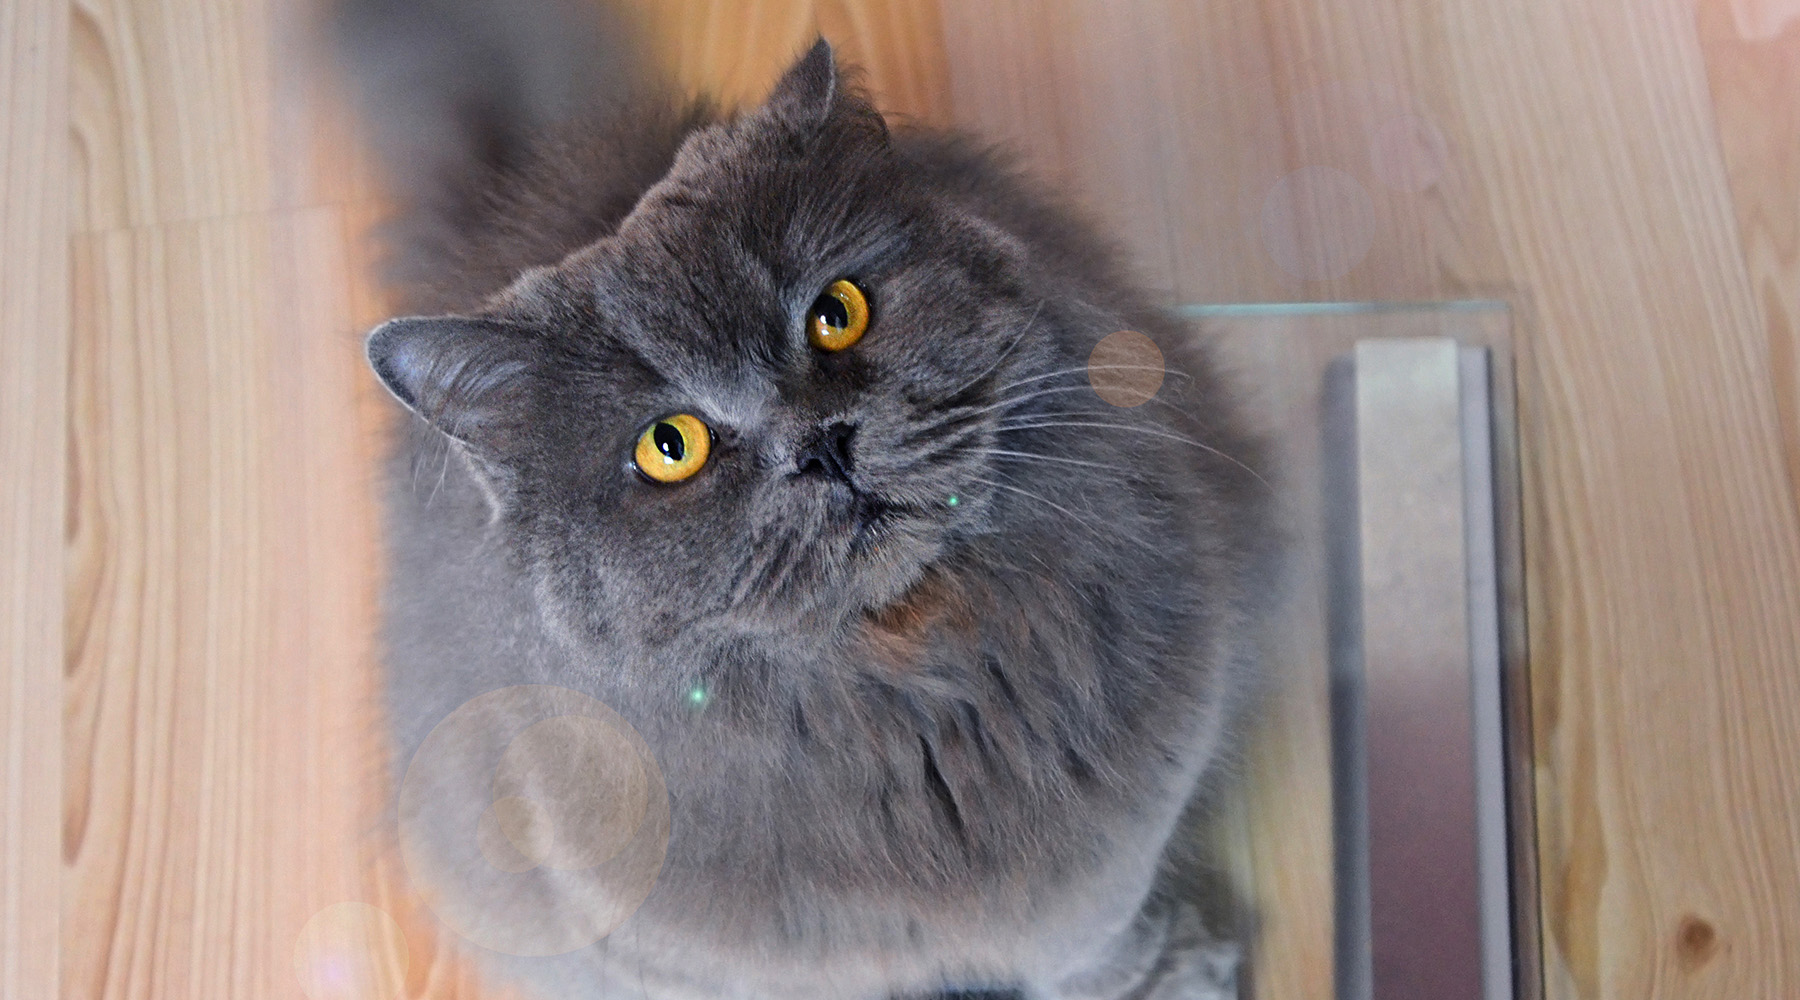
[
  {"x1": 1137, "y1": 939, "x2": 1237, "y2": 999},
  {"x1": 1133, "y1": 902, "x2": 1237, "y2": 1000},
  {"x1": 1045, "y1": 900, "x2": 1239, "y2": 1000}
]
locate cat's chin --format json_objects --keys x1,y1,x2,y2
[
  {"x1": 747, "y1": 523, "x2": 944, "y2": 639},
  {"x1": 844, "y1": 497, "x2": 914, "y2": 553},
  {"x1": 806, "y1": 481, "x2": 940, "y2": 586}
]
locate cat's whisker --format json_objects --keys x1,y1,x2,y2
[
  {"x1": 957, "y1": 383, "x2": 1105, "y2": 420},
  {"x1": 408, "y1": 441, "x2": 430, "y2": 496},
  {"x1": 963, "y1": 475, "x2": 1115, "y2": 544},
  {"x1": 979, "y1": 448, "x2": 1136, "y2": 475},
  {"x1": 992, "y1": 364, "x2": 1192, "y2": 396},
  {"x1": 425, "y1": 437, "x2": 454, "y2": 509},
  {"x1": 899, "y1": 416, "x2": 989, "y2": 459},
  {"x1": 902, "y1": 404, "x2": 992, "y2": 445},
  {"x1": 993, "y1": 409, "x2": 1103, "y2": 422},
  {"x1": 1013, "y1": 382, "x2": 1212, "y2": 419},
  {"x1": 903, "y1": 304, "x2": 1052, "y2": 442},
  {"x1": 955, "y1": 375, "x2": 1192, "y2": 429},
  {"x1": 977, "y1": 466, "x2": 1172, "y2": 555},
  {"x1": 939, "y1": 298, "x2": 1047, "y2": 404},
  {"x1": 995, "y1": 419, "x2": 1272, "y2": 493},
  {"x1": 989, "y1": 366, "x2": 1104, "y2": 393},
  {"x1": 996, "y1": 401, "x2": 1214, "y2": 433}
]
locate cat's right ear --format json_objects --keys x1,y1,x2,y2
[
  {"x1": 365, "y1": 315, "x2": 537, "y2": 453},
  {"x1": 765, "y1": 38, "x2": 838, "y2": 128}
]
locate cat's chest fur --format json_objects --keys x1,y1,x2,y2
[{"x1": 380, "y1": 442, "x2": 1223, "y2": 998}]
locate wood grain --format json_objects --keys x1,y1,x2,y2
[
  {"x1": 1446, "y1": 4, "x2": 1800, "y2": 996},
  {"x1": 2, "y1": 1, "x2": 69, "y2": 998},
  {"x1": 64, "y1": 210, "x2": 383, "y2": 998},
  {"x1": 625, "y1": 0, "x2": 952, "y2": 122},
  {"x1": 1699, "y1": 0, "x2": 1800, "y2": 588},
  {"x1": 940, "y1": 0, "x2": 1499, "y2": 303},
  {"x1": 8, "y1": 0, "x2": 1798, "y2": 998},
  {"x1": 71, "y1": 0, "x2": 277, "y2": 231}
]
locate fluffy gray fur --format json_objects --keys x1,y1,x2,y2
[{"x1": 335, "y1": 3, "x2": 1271, "y2": 997}]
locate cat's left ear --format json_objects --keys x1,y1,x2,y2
[
  {"x1": 365, "y1": 314, "x2": 538, "y2": 455},
  {"x1": 766, "y1": 38, "x2": 839, "y2": 128}
]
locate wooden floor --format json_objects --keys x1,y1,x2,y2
[{"x1": 5, "y1": 0, "x2": 1799, "y2": 998}]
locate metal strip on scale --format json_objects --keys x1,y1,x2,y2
[{"x1": 1328, "y1": 338, "x2": 1514, "y2": 1000}]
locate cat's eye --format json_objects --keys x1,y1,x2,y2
[
  {"x1": 633, "y1": 413, "x2": 712, "y2": 483},
  {"x1": 807, "y1": 279, "x2": 870, "y2": 352}
]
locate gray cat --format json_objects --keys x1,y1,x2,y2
[{"x1": 335, "y1": 3, "x2": 1272, "y2": 997}]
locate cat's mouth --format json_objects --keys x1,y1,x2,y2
[{"x1": 836, "y1": 488, "x2": 917, "y2": 553}]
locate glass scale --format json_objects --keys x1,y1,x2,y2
[{"x1": 1182, "y1": 301, "x2": 1536, "y2": 1000}]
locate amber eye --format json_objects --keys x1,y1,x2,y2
[
  {"x1": 806, "y1": 279, "x2": 870, "y2": 352},
  {"x1": 633, "y1": 413, "x2": 712, "y2": 483}
]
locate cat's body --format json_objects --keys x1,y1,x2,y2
[{"x1": 338, "y1": 4, "x2": 1271, "y2": 998}]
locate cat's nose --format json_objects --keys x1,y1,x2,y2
[{"x1": 793, "y1": 421, "x2": 858, "y2": 484}]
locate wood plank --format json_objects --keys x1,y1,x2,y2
[
  {"x1": 1438, "y1": 3, "x2": 1800, "y2": 996},
  {"x1": 64, "y1": 210, "x2": 400, "y2": 999},
  {"x1": 71, "y1": 0, "x2": 276, "y2": 231},
  {"x1": 61, "y1": 0, "x2": 472, "y2": 990},
  {"x1": 1, "y1": 0, "x2": 68, "y2": 994},
  {"x1": 1698, "y1": 1, "x2": 1800, "y2": 583}
]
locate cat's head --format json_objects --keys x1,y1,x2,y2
[{"x1": 367, "y1": 41, "x2": 1137, "y2": 655}]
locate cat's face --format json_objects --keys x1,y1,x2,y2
[{"x1": 368, "y1": 44, "x2": 1073, "y2": 652}]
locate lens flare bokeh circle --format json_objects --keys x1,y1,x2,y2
[{"x1": 397, "y1": 685, "x2": 669, "y2": 957}]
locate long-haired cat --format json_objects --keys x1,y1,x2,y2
[{"x1": 334, "y1": 2, "x2": 1272, "y2": 997}]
